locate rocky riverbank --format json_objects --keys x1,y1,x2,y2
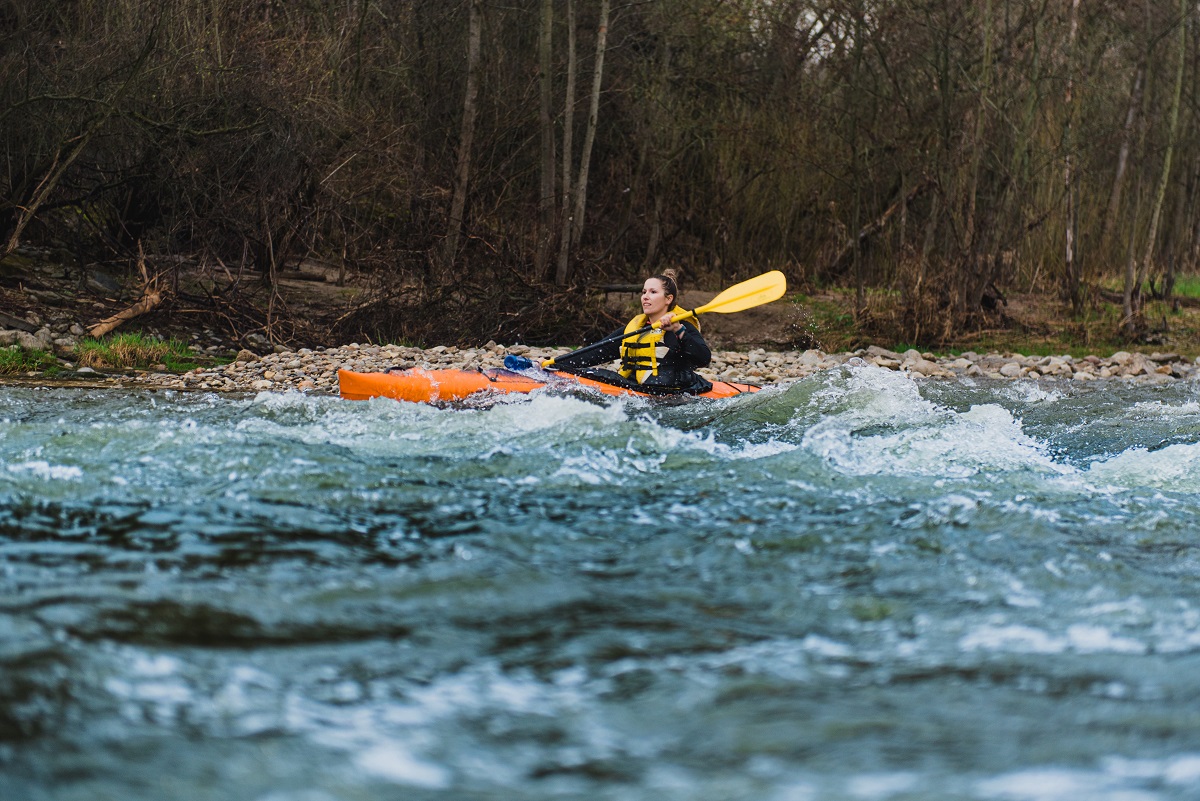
[{"x1": 116, "y1": 342, "x2": 1199, "y2": 394}]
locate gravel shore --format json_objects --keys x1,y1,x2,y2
[{"x1": 121, "y1": 342, "x2": 1200, "y2": 395}]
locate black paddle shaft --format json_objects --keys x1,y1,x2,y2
[{"x1": 547, "y1": 326, "x2": 647, "y2": 369}]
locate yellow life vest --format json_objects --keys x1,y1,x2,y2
[{"x1": 618, "y1": 309, "x2": 697, "y2": 383}]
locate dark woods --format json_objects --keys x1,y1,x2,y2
[{"x1": 1, "y1": 0, "x2": 1198, "y2": 346}]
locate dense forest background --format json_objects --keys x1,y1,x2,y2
[{"x1": 2, "y1": 0, "x2": 1198, "y2": 347}]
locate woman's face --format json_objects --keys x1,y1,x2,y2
[{"x1": 641, "y1": 278, "x2": 673, "y2": 319}]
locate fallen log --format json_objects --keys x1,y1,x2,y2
[
  {"x1": 87, "y1": 289, "x2": 166, "y2": 338},
  {"x1": 87, "y1": 243, "x2": 170, "y2": 338}
]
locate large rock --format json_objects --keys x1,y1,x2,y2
[
  {"x1": 907, "y1": 357, "x2": 944, "y2": 377},
  {"x1": 1130, "y1": 353, "x2": 1157, "y2": 376},
  {"x1": 16, "y1": 328, "x2": 54, "y2": 351},
  {"x1": 796, "y1": 349, "x2": 827, "y2": 367},
  {"x1": 866, "y1": 345, "x2": 902, "y2": 361}
]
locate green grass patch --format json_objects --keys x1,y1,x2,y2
[
  {"x1": 0, "y1": 347, "x2": 58, "y2": 375},
  {"x1": 1171, "y1": 274, "x2": 1200, "y2": 298},
  {"x1": 1095, "y1": 274, "x2": 1200, "y2": 299},
  {"x1": 162, "y1": 352, "x2": 203, "y2": 372},
  {"x1": 75, "y1": 332, "x2": 193, "y2": 371},
  {"x1": 799, "y1": 281, "x2": 1200, "y2": 360}
]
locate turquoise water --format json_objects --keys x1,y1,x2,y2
[{"x1": 2, "y1": 363, "x2": 1200, "y2": 800}]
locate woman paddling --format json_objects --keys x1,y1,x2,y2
[{"x1": 554, "y1": 271, "x2": 714, "y2": 394}]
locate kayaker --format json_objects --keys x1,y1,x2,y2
[{"x1": 555, "y1": 271, "x2": 714, "y2": 394}]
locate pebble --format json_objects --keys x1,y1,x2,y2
[{"x1": 105, "y1": 342, "x2": 1200, "y2": 395}]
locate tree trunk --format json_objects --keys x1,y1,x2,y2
[
  {"x1": 559, "y1": 0, "x2": 610, "y2": 286},
  {"x1": 554, "y1": 0, "x2": 578, "y2": 285},
  {"x1": 850, "y1": 6, "x2": 865, "y2": 317},
  {"x1": 961, "y1": 0, "x2": 993, "y2": 317},
  {"x1": 1188, "y1": 14, "x2": 1200, "y2": 276},
  {"x1": 1128, "y1": 0, "x2": 1186, "y2": 334},
  {"x1": 443, "y1": 0, "x2": 483, "y2": 267},
  {"x1": 535, "y1": 0, "x2": 555, "y2": 279},
  {"x1": 1123, "y1": 209, "x2": 1140, "y2": 329},
  {"x1": 1188, "y1": 152, "x2": 1200, "y2": 275},
  {"x1": 1103, "y1": 63, "x2": 1145, "y2": 246},
  {"x1": 1061, "y1": 0, "x2": 1081, "y2": 311},
  {"x1": 644, "y1": 193, "x2": 664, "y2": 268}
]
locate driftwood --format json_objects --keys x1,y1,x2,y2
[
  {"x1": 87, "y1": 290, "x2": 166, "y2": 338},
  {"x1": 87, "y1": 245, "x2": 169, "y2": 338}
]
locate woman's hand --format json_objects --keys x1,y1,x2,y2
[{"x1": 657, "y1": 313, "x2": 682, "y2": 333}]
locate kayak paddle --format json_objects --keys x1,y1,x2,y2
[{"x1": 542, "y1": 270, "x2": 788, "y2": 369}]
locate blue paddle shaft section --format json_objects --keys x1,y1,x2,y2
[{"x1": 504, "y1": 355, "x2": 534, "y2": 370}]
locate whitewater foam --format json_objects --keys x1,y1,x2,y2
[{"x1": 1085, "y1": 442, "x2": 1200, "y2": 493}]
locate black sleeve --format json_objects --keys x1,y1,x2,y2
[
  {"x1": 673, "y1": 321, "x2": 711, "y2": 368},
  {"x1": 551, "y1": 328, "x2": 623, "y2": 369}
]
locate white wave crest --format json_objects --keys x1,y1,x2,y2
[
  {"x1": 6, "y1": 460, "x2": 83, "y2": 481},
  {"x1": 999, "y1": 382, "x2": 1065, "y2": 405},
  {"x1": 1086, "y1": 442, "x2": 1200, "y2": 493},
  {"x1": 802, "y1": 401, "x2": 1063, "y2": 478},
  {"x1": 814, "y1": 362, "x2": 939, "y2": 423},
  {"x1": 959, "y1": 623, "x2": 1146, "y2": 655}
]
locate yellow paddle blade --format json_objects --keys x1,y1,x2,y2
[
  {"x1": 653, "y1": 270, "x2": 788, "y2": 328},
  {"x1": 695, "y1": 270, "x2": 787, "y2": 315}
]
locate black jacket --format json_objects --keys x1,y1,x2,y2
[{"x1": 554, "y1": 320, "x2": 713, "y2": 394}]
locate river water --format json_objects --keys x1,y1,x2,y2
[{"x1": 2, "y1": 363, "x2": 1200, "y2": 801}]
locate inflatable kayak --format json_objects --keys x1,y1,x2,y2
[{"x1": 339, "y1": 367, "x2": 760, "y2": 403}]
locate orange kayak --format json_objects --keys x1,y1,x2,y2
[{"x1": 338, "y1": 367, "x2": 760, "y2": 403}]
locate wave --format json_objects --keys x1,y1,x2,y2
[
  {"x1": 1, "y1": 377, "x2": 1197, "y2": 524},
  {"x1": 1085, "y1": 441, "x2": 1200, "y2": 493}
]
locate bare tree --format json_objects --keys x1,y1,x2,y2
[
  {"x1": 1126, "y1": 0, "x2": 1187, "y2": 334},
  {"x1": 557, "y1": 0, "x2": 610, "y2": 286},
  {"x1": 444, "y1": 0, "x2": 483, "y2": 266},
  {"x1": 555, "y1": 0, "x2": 578, "y2": 285},
  {"x1": 1062, "y1": 0, "x2": 1081, "y2": 311},
  {"x1": 1103, "y1": 64, "x2": 1145, "y2": 245},
  {"x1": 1, "y1": 11, "x2": 162, "y2": 260},
  {"x1": 536, "y1": 0, "x2": 556, "y2": 278}
]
